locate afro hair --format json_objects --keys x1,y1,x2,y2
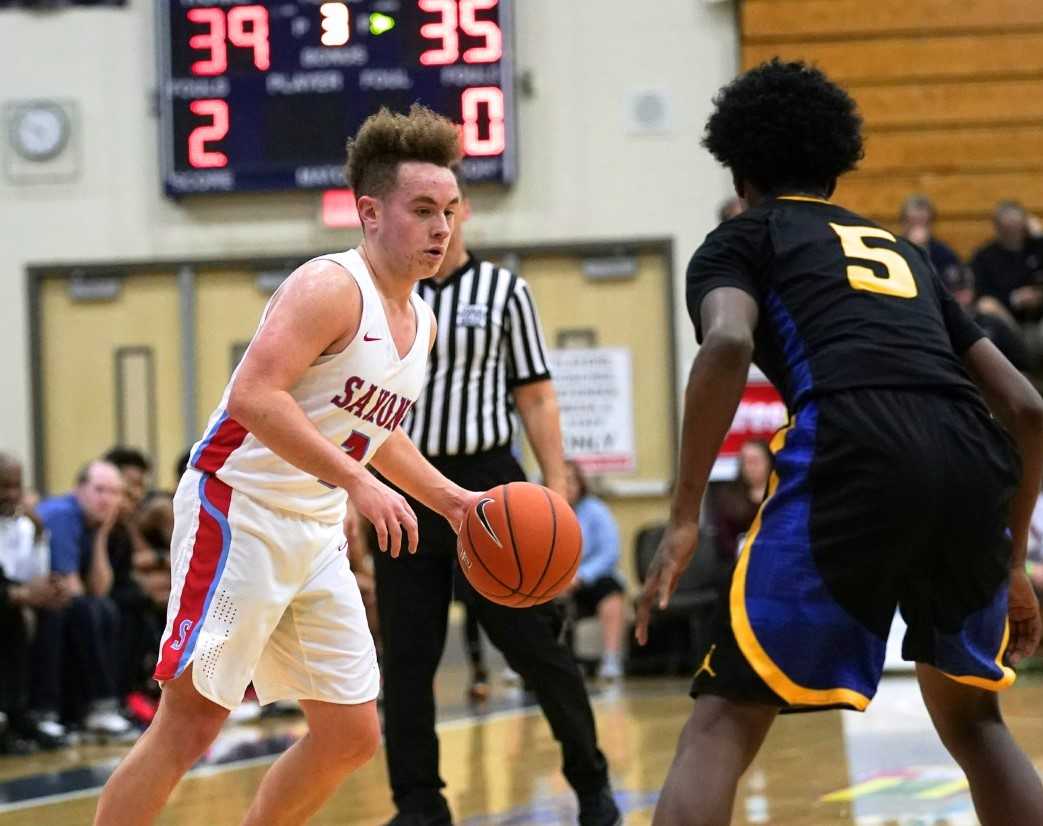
[{"x1": 703, "y1": 59, "x2": 864, "y2": 196}]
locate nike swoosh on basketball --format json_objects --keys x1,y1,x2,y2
[
  {"x1": 475, "y1": 497, "x2": 503, "y2": 547},
  {"x1": 363, "y1": 333, "x2": 381, "y2": 342}
]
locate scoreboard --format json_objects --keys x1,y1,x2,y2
[{"x1": 158, "y1": 0, "x2": 516, "y2": 196}]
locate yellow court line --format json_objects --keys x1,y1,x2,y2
[
  {"x1": 916, "y1": 778, "x2": 970, "y2": 800},
  {"x1": 821, "y1": 776, "x2": 905, "y2": 802}
]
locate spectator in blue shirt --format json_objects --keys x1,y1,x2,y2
[
  {"x1": 564, "y1": 460, "x2": 626, "y2": 681},
  {"x1": 33, "y1": 460, "x2": 133, "y2": 741},
  {"x1": 899, "y1": 194, "x2": 962, "y2": 282}
]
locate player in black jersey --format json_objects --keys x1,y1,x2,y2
[{"x1": 636, "y1": 60, "x2": 1043, "y2": 826}]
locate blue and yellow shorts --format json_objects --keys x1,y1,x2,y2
[{"x1": 692, "y1": 388, "x2": 1021, "y2": 712}]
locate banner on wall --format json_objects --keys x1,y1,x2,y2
[
  {"x1": 710, "y1": 367, "x2": 787, "y2": 481},
  {"x1": 548, "y1": 347, "x2": 636, "y2": 473}
]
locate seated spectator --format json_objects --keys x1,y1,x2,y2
[
  {"x1": 34, "y1": 460, "x2": 133, "y2": 740},
  {"x1": 899, "y1": 194, "x2": 962, "y2": 282},
  {"x1": 563, "y1": 460, "x2": 625, "y2": 681},
  {"x1": 102, "y1": 448, "x2": 171, "y2": 720},
  {"x1": 709, "y1": 439, "x2": 772, "y2": 560},
  {"x1": 0, "y1": 453, "x2": 69, "y2": 751},
  {"x1": 939, "y1": 265, "x2": 1030, "y2": 371},
  {"x1": 971, "y1": 201, "x2": 1043, "y2": 324}
]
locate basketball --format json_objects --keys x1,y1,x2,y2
[{"x1": 457, "y1": 482, "x2": 582, "y2": 608}]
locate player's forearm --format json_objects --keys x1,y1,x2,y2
[
  {"x1": 514, "y1": 381, "x2": 567, "y2": 496},
  {"x1": 963, "y1": 339, "x2": 1043, "y2": 569},
  {"x1": 86, "y1": 531, "x2": 114, "y2": 597},
  {"x1": 369, "y1": 428, "x2": 469, "y2": 521},
  {"x1": 227, "y1": 387, "x2": 367, "y2": 491},
  {"x1": 671, "y1": 333, "x2": 753, "y2": 525}
]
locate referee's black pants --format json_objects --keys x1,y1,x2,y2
[{"x1": 374, "y1": 447, "x2": 610, "y2": 817}]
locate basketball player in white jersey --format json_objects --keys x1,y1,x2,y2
[{"x1": 94, "y1": 105, "x2": 475, "y2": 826}]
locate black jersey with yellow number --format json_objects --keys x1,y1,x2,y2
[{"x1": 686, "y1": 196, "x2": 985, "y2": 410}]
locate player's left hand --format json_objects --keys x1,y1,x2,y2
[
  {"x1": 446, "y1": 489, "x2": 483, "y2": 535},
  {"x1": 1006, "y1": 568, "x2": 1042, "y2": 666},
  {"x1": 634, "y1": 520, "x2": 701, "y2": 646}
]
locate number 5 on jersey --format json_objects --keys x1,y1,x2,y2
[{"x1": 830, "y1": 223, "x2": 918, "y2": 299}]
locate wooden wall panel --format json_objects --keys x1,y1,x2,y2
[
  {"x1": 744, "y1": 33, "x2": 1043, "y2": 84},
  {"x1": 852, "y1": 80, "x2": 1043, "y2": 128},
  {"x1": 860, "y1": 126, "x2": 1043, "y2": 174},
  {"x1": 742, "y1": 0, "x2": 1043, "y2": 261},
  {"x1": 742, "y1": 1, "x2": 1043, "y2": 257},
  {"x1": 743, "y1": 0, "x2": 1043, "y2": 40},
  {"x1": 837, "y1": 171, "x2": 1043, "y2": 220},
  {"x1": 928, "y1": 219, "x2": 999, "y2": 260}
]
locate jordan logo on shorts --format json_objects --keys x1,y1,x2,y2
[{"x1": 694, "y1": 644, "x2": 717, "y2": 679}]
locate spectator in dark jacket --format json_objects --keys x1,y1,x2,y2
[
  {"x1": 0, "y1": 453, "x2": 69, "y2": 751},
  {"x1": 971, "y1": 200, "x2": 1043, "y2": 322},
  {"x1": 34, "y1": 460, "x2": 133, "y2": 740}
]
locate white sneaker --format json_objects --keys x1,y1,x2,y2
[
  {"x1": 228, "y1": 700, "x2": 262, "y2": 724},
  {"x1": 36, "y1": 716, "x2": 68, "y2": 739},
  {"x1": 597, "y1": 656, "x2": 623, "y2": 682},
  {"x1": 84, "y1": 708, "x2": 135, "y2": 740},
  {"x1": 500, "y1": 666, "x2": 521, "y2": 685}
]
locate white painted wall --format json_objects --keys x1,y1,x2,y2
[{"x1": 0, "y1": 0, "x2": 738, "y2": 470}]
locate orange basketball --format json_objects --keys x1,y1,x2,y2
[{"x1": 457, "y1": 482, "x2": 582, "y2": 608}]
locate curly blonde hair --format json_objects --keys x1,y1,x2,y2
[{"x1": 345, "y1": 104, "x2": 461, "y2": 198}]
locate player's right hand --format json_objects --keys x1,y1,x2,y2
[
  {"x1": 345, "y1": 472, "x2": 419, "y2": 558},
  {"x1": 1006, "y1": 568, "x2": 1042, "y2": 666},
  {"x1": 634, "y1": 520, "x2": 701, "y2": 647}
]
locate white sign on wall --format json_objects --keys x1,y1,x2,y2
[{"x1": 548, "y1": 347, "x2": 635, "y2": 473}]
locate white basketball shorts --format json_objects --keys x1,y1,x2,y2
[{"x1": 153, "y1": 469, "x2": 379, "y2": 710}]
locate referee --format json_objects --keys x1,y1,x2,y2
[{"x1": 374, "y1": 171, "x2": 620, "y2": 826}]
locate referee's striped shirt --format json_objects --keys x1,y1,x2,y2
[{"x1": 406, "y1": 255, "x2": 552, "y2": 457}]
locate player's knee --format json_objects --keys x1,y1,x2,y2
[
  {"x1": 935, "y1": 709, "x2": 1005, "y2": 753},
  {"x1": 354, "y1": 715, "x2": 382, "y2": 764},
  {"x1": 313, "y1": 708, "x2": 381, "y2": 771},
  {"x1": 184, "y1": 718, "x2": 226, "y2": 761}
]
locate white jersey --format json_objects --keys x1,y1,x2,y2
[{"x1": 188, "y1": 249, "x2": 432, "y2": 524}]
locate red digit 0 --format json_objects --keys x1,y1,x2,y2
[{"x1": 461, "y1": 86, "x2": 505, "y2": 156}]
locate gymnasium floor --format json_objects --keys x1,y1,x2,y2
[{"x1": 2, "y1": 657, "x2": 1041, "y2": 825}]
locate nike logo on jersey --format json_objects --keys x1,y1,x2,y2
[
  {"x1": 363, "y1": 333, "x2": 381, "y2": 342},
  {"x1": 475, "y1": 497, "x2": 502, "y2": 547}
]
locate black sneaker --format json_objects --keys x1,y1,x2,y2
[{"x1": 578, "y1": 788, "x2": 622, "y2": 826}]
